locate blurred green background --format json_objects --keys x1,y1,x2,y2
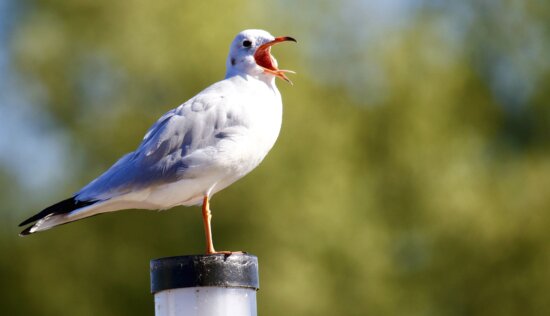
[{"x1": 1, "y1": 0, "x2": 550, "y2": 315}]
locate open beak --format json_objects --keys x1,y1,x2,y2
[{"x1": 254, "y1": 36, "x2": 297, "y2": 84}]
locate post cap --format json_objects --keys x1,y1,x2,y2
[{"x1": 150, "y1": 253, "x2": 259, "y2": 293}]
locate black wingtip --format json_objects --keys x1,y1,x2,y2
[
  {"x1": 18, "y1": 197, "x2": 98, "y2": 229},
  {"x1": 19, "y1": 214, "x2": 42, "y2": 228},
  {"x1": 19, "y1": 226, "x2": 33, "y2": 236}
]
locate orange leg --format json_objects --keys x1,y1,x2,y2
[{"x1": 202, "y1": 196, "x2": 216, "y2": 254}]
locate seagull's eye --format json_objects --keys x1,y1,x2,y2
[{"x1": 242, "y1": 40, "x2": 252, "y2": 48}]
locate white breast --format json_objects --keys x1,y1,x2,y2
[{"x1": 141, "y1": 75, "x2": 283, "y2": 207}]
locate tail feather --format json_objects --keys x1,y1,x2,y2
[{"x1": 19, "y1": 197, "x2": 98, "y2": 235}]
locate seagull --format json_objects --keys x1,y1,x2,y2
[{"x1": 19, "y1": 29, "x2": 296, "y2": 254}]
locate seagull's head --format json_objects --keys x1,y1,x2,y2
[{"x1": 226, "y1": 29, "x2": 296, "y2": 84}]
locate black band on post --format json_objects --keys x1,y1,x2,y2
[{"x1": 150, "y1": 253, "x2": 259, "y2": 294}]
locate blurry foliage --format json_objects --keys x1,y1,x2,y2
[{"x1": 1, "y1": 1, "x2": 550, "y2": 316}]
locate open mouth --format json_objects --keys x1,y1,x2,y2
[{"x1": 253, "y1": 36, "x2": 297, "y2": 84}]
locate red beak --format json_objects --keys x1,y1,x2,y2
[{"x1": 254, "y1": 36, "x2": 297, "y2": 84}]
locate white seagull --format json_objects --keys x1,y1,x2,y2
[{"x1": 19, "y1": 29, "x2": 296, "y2": 254}]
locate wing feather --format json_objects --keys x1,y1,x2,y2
[{"x1": 75, "y1": 87, "x2": 238, "y2": 201}]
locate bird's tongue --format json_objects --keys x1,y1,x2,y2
[
  {"x1": 254, "y1": 36, "x2": 297, "y2": 84},
  {"x1": 254, "y1": 47, "x2": 277, "y2": 71}
]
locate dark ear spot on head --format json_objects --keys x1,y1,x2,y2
[{"x1": 231, "y1": 58, "x2": 236, "y2": 66}]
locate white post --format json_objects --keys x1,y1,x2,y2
[{"x1": 151, "y1": 254, "x2": 259, "y2": 316}]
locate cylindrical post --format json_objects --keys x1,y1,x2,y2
[{"x1": 150, "y1": 253, "x2": 259, "y2": 316}]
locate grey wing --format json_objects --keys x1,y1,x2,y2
[{"x1": 76, "y1": 96, "x2": 234, "y2": 201}]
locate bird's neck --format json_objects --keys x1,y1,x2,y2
[{"x1": 225, "y1": 70, "x2": 277, "y2": 88}]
